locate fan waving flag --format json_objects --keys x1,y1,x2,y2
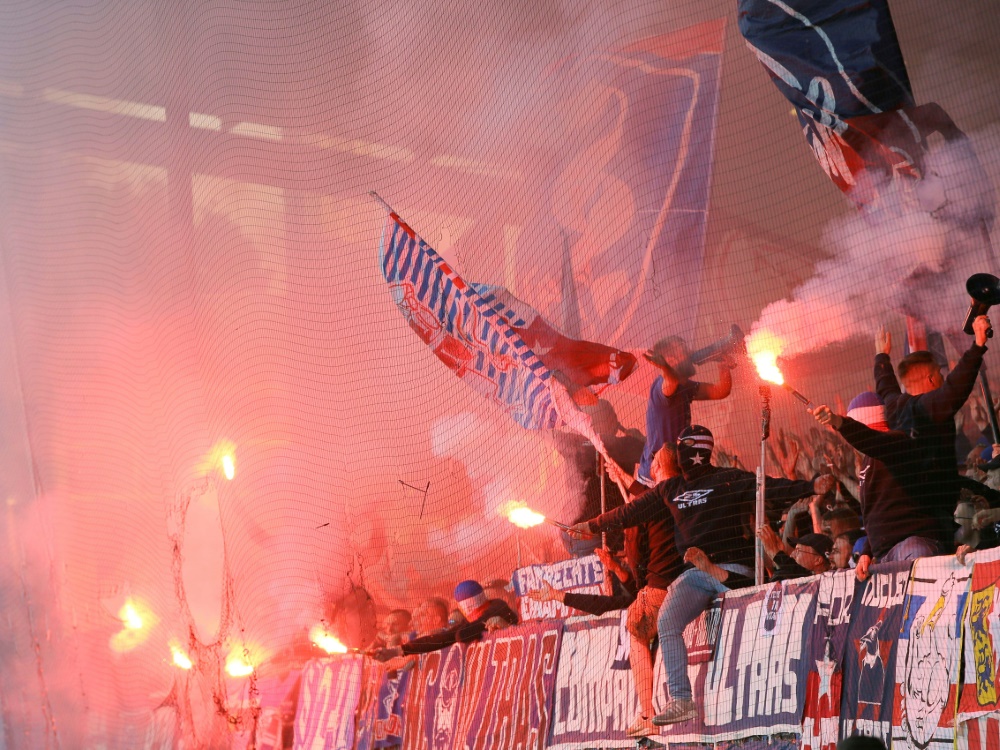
[{"x1": 374, "y1": 195, "x2": 621, "y2": 449}]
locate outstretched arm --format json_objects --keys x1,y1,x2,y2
[
  {"x1": 915, "y1": 318, "x2": 989, "y2": 424},
  {"x1": 695, "y1": 360, "x2": 734, "y2": 401},
  {"x1": 568, "y1": 485, "x2": 671, "y2": 536}
]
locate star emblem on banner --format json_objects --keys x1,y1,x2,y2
[{"x1": 816, "y1": 658, "x2": 836, "y2": 700}]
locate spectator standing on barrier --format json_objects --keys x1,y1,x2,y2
[
  {"x1": 533, "y1": 443, "x2": 683, "y2": 738},
  {"x1": 569, "y1": 425, "x2": 834, "y2": 725},
  {"x1": 637, "y1": 338, "x2": 733, "y2": 485}
]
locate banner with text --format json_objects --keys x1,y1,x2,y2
[
  {"x1": 659, "y1": 580, "x2": 818, "y2": 742},
  {"x1": 294, "y1": 654, "x2": 367, "y2": 750},
  {"x1": 401, "y1": 643, "x2": 466, "y2": 750},
  {"x1": 801, "y1": 570, "x2": 856, "y2": 750},
  {"x1": 453, "y1": 620, "x2": 563, "y2": 750},
  {"x1": 839, "y1": 561, "x2": 913, "y2": 745},
  {"x1": 547, "y1": 614, "x2": 643, "y2": 749},
  {"x1": 512, "y1": 554, "x2": 605, "y2": 621}
]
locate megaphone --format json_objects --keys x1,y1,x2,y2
[
  {"x1": 690, "y1": 324, "x2": 747, "y2": 365},
  {"x1": 963, "y1": 273, "x2": 1000, "y2": 338}
]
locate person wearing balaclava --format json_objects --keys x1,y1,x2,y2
[
  {"x1": 382, "y1": 580, "x2": 518, "y2": 657},
  {"x1": 569, "y1": 425, "x2": 833, "y2": 726}
]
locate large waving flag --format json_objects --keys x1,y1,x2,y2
[
  {"x1": 738, "y1": 0, "x2": 988, "y2": 213},
  {"x1": 374, "y1": 195, "x2": 624, "y2": 450}
]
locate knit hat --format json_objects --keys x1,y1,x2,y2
[
  {"x1": 453, "y1": 580, "x2": 487, "y2": 618},
  {"x1": 847, "y1": 392, "x2": 887, "y2": 429}
]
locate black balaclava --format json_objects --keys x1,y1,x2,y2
[{"x1": 677, "y1": 425, "x2": 714, "y2": 479}]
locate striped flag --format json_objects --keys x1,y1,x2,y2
[{"x1": 376, "y1": 199, "x2": 609, "y2": 453}]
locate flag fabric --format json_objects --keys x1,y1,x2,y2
[
  {"x1": 512, "y1": 19, "x2": 726, "y2": 345},
  {"x1": 737, "y1": 0, "x2": 969, "y2": 208},
  {"x1": 472, "y1": 285, "x2": 638, "y2": 399},
  {"x1": 377, "y1": 205, "x2": 619, "y2": 449}
]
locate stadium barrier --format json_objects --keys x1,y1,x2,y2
[{"x1": 275, "y1": 549, "x2": 1000, "y2": 750}]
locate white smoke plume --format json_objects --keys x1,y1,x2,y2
[{"x1": 748, "y1": 130, "x2": 998, "y2": 360}]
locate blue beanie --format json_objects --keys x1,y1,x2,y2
[
  {"x1": 454, "y1": 580, "x2": 486, "y2": 617},
  {"x1": 847, "y1": 392, "x2": 885, "y2": 427}
]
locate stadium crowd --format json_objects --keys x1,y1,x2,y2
[{"x1": 315, "y1": 318, "x2": 1000, "y2": 738}]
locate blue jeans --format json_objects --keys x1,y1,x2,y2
[
  {"x1": 881, "y1": 536, "x2": 939, "y2": 562},
  {"x1": 656, "y1": 564, "x2": 750, "y2": 701}
]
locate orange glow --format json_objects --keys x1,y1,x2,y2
[
  {"x1": 119, "y1": 599, "x2": 144, "y2": 630},
  {"x1": 221, "y1": 454, "x2": 235, "y2": 481},
  {"x1": 170, "y1": 642, "x2": 193, "y2": 670},
  {"x1": 751, "y1": 350, "x2": 784, "y2": 385},
  {"x1": 109, "y1": 598, "x2": 157, "y2": 652},
  {"x1": 508, "y1": 506, "x2": 545, "y2": 529},
  {"x1": 225, "y1": 655, "x2": 254, "y2": 677},
  {"x1": 309, "y1": 624, "x2": 349, "y2": 654}
]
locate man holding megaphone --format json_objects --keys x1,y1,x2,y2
[
  {"x1": 873, "y1": 314, "x2": 991, "y2": 545},
  {"x1": 637, "y1": 335, "x2": 738, "y2": 486}
]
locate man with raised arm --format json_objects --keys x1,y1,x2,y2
[
  {"x1": 637, "y1": 337, "x2": 733, "y2": 485},
  {"x1": 874, "y1": 316, "x2": 990, "y2": 502},
  {"x1": 811, "y1": 395, "x2": 946, "y2": 580},
  {"x1": 570, "y1": 425, "x2": 834, "y2": 725}
]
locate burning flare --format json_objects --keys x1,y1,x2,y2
[
  {"x1": 170, "y1": 641, "x2": 193, "y2": 670},
  {"x1": 309, "y1": 624, "x2": 349, "y2": 654},
  {"x1": 508, "y1": 506, "x2": 545, "y2": 529},
  {"x1": 225, "y1": 654, "x2": 254, "y2": 677},
  {"x1": 119, "y1": 599, "x2": 144, "y2": 630},
  {"x1": 221, "y1": 453, "x2": 235, "y2": 481},
  {"x1": 751, "y1": 350, "x2": 784, "y2": 385}
]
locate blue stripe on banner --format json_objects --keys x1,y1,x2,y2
[
  {"x1": 475, "y1": 350, "x2": 485, "y2": 372},
  {"x1": 487, "y1": 362, "x2": 496, "y2": 380},
  {"x1": 524, "y1": 381, "x2": 543, "y2": 420},
  {"x1": 439, "y1": 280, "x2": 455, "y2": 331},
  {"x1": 420, "y1": 259, "x2": 436, "y2": 308},
  {"x1": 496, "y1": 370, "x2": 508, "y2": 400},
  {"x1": 409, "y1": 242, "x2": 425, "y2": 286},
  {"x1": 398, "y1": 235, "x2": 413, "y2": 280}
]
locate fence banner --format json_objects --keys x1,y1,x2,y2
[
  {"x1": 959, "y1": 547, "x2": 1000, "y2": 727},
  {"x1": 838, "y1": 561, "x2": 913, "y2": 744},
  {"x1": 452, "y1": 620, "x2": 563, "y2": 750},
  {"x1": 294, "y1": 654, "x2": 367, "y2": 750},
  {"x1": 657, "y1": 579, "x2": 818, "y2": 742},
  {"x1": 547, "y1": 614, "x2": 643, "y2": 749},
  {"x1": 801, "y1": 570, "x2": 856, "y2": 750},
  {"x1": 512, "y1": 554, "x2": 605, "y2": 621},
  {"x1": 355, "y1": 659, "x2": 392, "y2": 750},
  {"x1": 401, "y1": 643, "x2": 466, "y2": 750},
  {"x1": 370, "y1": 667, "x2": 412, "y2": 749},
  {"x1": 890, "y1": 556, "x2": 970, "y2": 750}
]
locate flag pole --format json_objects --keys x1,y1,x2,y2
[
  {"x1": 368, "y1": 191, "x2": 395, "y2": 215},
  {"x1": 755, "y1": 385, "x2": 772, "y2": 586}
]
